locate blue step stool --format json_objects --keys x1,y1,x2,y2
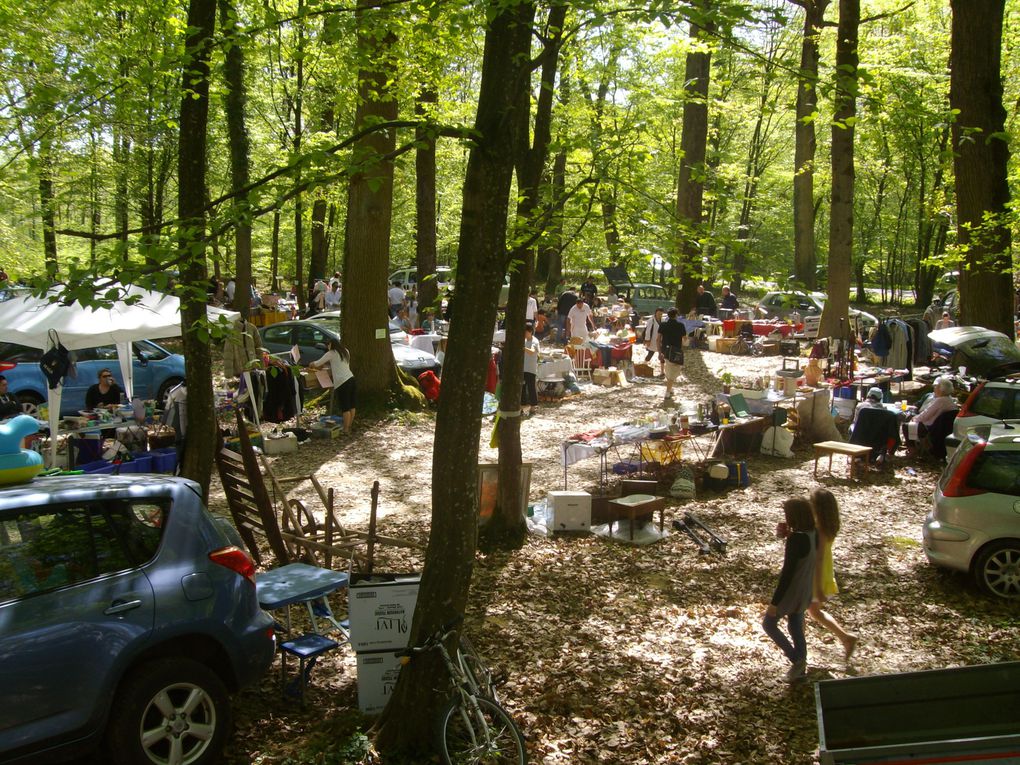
[{"x1": 279, "y1": 633, "x2": 340, "y2": 705}]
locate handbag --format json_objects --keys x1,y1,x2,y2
[
  {"x1": 39, "y1": 329, "x2": 71, "y2": 389},
  {"x1": 666, "y1": 346, "x2": 684, "y2": 364}
]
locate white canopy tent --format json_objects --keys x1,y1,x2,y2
[{"x1": 0, "y1": 285, "x2": 238, "y2": 463}]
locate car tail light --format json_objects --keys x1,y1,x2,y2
[
  {"x1": 0, "y1": 361, "x2": 16, "y2": 372},
  {"x1": 941, "y1": 441, "x2": 988, "y2": 497},
  {"x1": 209, "y1": 546, "x2": 257, "y2": 585},
  {"x1": 957, "y1": 381, "x2": 986, "y2": 419}
]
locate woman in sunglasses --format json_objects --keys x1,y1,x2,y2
[{"x1": 85, "y1": 368, "x2": 123, "y2": 411}]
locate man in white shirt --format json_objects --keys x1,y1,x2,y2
[
  {"x1": 324, "y1": 282, "x2": 341, "y2": 310},
  {"x1": 526, "y1": 291, "x2": 539, "y2": 322},
  {"x1": 914, "y1": 377, "x2": 959, "y2": 428},
  {"x1": 566, "y1": 296, "x2": 594, "y2": 341},
  {"x1": 388, "y1": 282, "x2": 406, "y2": 318},
  {"x1": 224, "y1": 278, "x2": 236, "y2": 302}
]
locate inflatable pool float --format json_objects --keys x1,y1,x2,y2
[{"x1": 0, "y1": 415, "x2": 44, "y2": 485}]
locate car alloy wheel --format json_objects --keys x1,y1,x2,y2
[{"x1": 975, "y1": 541, "x2": 1020, "y2": 600}]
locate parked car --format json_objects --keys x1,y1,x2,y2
[
  {"x1": 0, "y1": 339, "x2": 187, "y2": 416},
  {"x1": 0, "y1": 474, "x2": 276, "y2": 764},
  {"x1": 602, "y1": 266, "x2": 675, "y2": 316},
  {"x1": 940, "y1": 287, "x2": 960, "y2": 321},
  {"x1": 259, "y1": 317, "x2": 442, "y2": 377},
  {"x1": 928, "y1": 326, "x2": 1020, "y2": 379},
  {"x1": 388, "y1": 265, "x2": 454, "y2": 292},
  {"x1": 923, "y1": 421, "x2": 1020, "y2": 599},
  {"x1": 754, "y1": 290, "x2": 878, "y2": 330}
]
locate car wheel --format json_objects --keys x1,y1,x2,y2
[
  {"x1": 16, "y1": 392, "x2": 43, "y2": 416},
  {"x1": 157, "y1": 377, "x2": 185, "y2": 410},
  {"x1": 973, "y1": 540, "x2": 1020, "y2": 600},
  {"x1": 106, "y1": 657, "x2": 230, "y2": 765}
]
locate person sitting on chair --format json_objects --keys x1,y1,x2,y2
[
  {"x1": 0, "y1": 376, "x2": 20, "y2": 420},
  {"x1": 85, "y1": 369, "x2": 123, "y2": 411},
  {"x1": 904, "y1": 376, "x2": 959, "y2": 456},
  {"x1": 850, "y1": 387, "x2": 898, "y2": 466}
]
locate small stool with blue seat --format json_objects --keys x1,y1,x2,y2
[{"x1": 279, "y1": 632, "x2": 341, "y2": 705}]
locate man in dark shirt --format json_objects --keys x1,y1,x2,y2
[
  {"x1": 720, "y1": 285, "x2": 738, "y2": 311},
  {"x1": 580, "y1": 277, "x2": 597, "y2": 307},
  {"x1": 556, "y1": 288, "x2": 578, "y2": 343},
  {"x1": 695, "y1": 284, "x2": 718, "y2": 317},
  {"x1": 0, "y1": 375, "x2": 19, "y2": 419},
  {"x1": 658, "y1": 308, "x2": 687, "y2": 398}
]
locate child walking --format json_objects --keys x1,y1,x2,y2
[
  {"x1": 763, "y1": 497, "x2": 817, "y2": 683},
  {"x1": 808, "y1": 488, "x2": 858, "y2": 662}
]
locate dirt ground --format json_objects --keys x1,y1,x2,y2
[{"x1": 217, "y1": 346, "x2": 1020, "y2": 765}]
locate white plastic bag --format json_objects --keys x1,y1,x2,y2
[{"x1": 760, "y1": 426, "x2": 795, "y2": 458}]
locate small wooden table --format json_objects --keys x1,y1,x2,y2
[
  {"x1": 607, "y1": 493, "x2": 666, "y2": 540},
  {"x1": 813, "y1": 441, "x2": 872, "y2": 480}
]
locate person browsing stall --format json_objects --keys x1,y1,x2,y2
[
  {"x1": 935, "y1": 311, "x2": 955, "y2": 330},
  {"x1": 643, "y1": 307, "x2": 664, "y2": 372},
  {"x1": 695, "y1": 284, "x2": 718, "y2": 317},
  {"x1": 851, "y1": 386, "x2": 885, "y2": 429},
  {"x1": 0, "y1": 375, "x2": 19, "y2": 419},
  {"x1": 720, "y1": 285, "x2": 738, "y2": 312},
  {"x1": 658, "y1": 307, "x2": 687, "y2": 399},
  {"x1": 522, "y1": 323, "x2": 540, "y2": 418},
  {"x1": 85, "y1": 369, "x2": 123, "y2": 411},
  {"x1": 309, "y1": 338, "x2": 356, "y2": 434},
  {"x1": 566, "y1": 296, "x2": 594, "y2": 341}
]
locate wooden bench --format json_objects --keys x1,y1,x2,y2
[{"x1": 813, "y1": 441, "x2": 873, "y2": 481}]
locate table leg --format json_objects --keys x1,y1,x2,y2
[
  {"x1": 628, "y1": 508, "x2": 635, "y2": 540},
  {"x1": 829, "y1": 453, "x2": 834, "y2": 476},
  {"x1": 813, "y1": 451, "x2": 820, "y2": 478}
]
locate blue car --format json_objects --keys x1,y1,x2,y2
[
  {"x1": 0, "y1": 340, "x2": 186, "y2": 415},
  {"x1": 0, "y1": 474, "x2": 276, "y2": 764}
]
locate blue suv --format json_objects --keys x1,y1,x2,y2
[
  {"x1": 0, "y1": 475, "x2": 276, "y2": 764},
  {"x1": 0, "y1": 340, "x2": 186, "y2": 416}
]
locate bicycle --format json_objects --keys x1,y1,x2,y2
[{"x1": 399, "y1": 618, "x2": 526, "y2": 765}]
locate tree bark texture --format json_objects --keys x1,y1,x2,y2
[
  {"x1": 177, "y1": 0, "x2": 217, "y2": 497},
  {"x1": 792, "y1": 0, "x2": 828, "y2": 291},
  {"x1": 675, "y1": 9, "x2": 714, "y2": 313},
  {"x1": 415, "y1": 88, "x2": 439, "y2": 314},
  {"x1": 374, "y1": 1, "x2": 535, "y2": 756},
  {"x1": 219, "y1": 0, "x2": 252, "y2": 319},
  {"x1": 488, "y1": 2, "x2": 566, "y2": 553},
  {"x1": 818, "y1": 0, "x2": 857, "y2": 340},
  {"x1": 950, "y1": 0, "x2": 1013, "y2": 337},
  {"x1": 341, "y1": 0, "x2": 398, "y2": 407}
]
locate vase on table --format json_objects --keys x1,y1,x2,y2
[{"x1": 805, "y1": 357, "x2": 823, "y2": 387}]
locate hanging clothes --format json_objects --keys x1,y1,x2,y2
[{"x1": 263, "y1": 366, "x2": 300, "y2": 423}]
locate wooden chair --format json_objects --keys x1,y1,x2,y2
[{"x1": 568, "y1": 338, "x2": 593, "y2": 381}]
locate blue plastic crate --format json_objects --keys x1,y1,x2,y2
[
  {"x1": 80, "y1": 459, "x2": 115, "y2": 475},
  {"x1": 150, "y1": 447, "x2": 178, "y2": 473}
]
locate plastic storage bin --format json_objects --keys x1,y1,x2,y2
[
  {"x1": 150, "y1": 448, "x2": 178, "y2": 473},
  {"x1": 80, "y1": 459, "x2": 115, "y2": 474}
]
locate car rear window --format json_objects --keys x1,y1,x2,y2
[
  {"x1": 0, "y1": 501, "x2": 165, "y2": 602},
  {"x1": 0, "y1": 343, "x2": 42, "y2": 362},
  {"x1": 967, "y1": 452, "x2": 1020, "y2": 496},
  {"x1": 971, "y1": 387, "x2": 1013, "y2": 419},
  {"x1": 940, "y1": 436, "x2": 977, "y2": 492}
]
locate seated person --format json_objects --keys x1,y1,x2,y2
[
  {"x1": 850, "y1": 387, "x2": 899, "y2": 465},
  {"x1": 0, "y1": 375, "x2": 20, "y2": 420},
  {"x1": 533, "y1": 309, "x2": 549, "y2": 340},
  {"x1": 420, "y1": 310, "x2": 438, "y2": 334},
  {"x1": 85, "y1": 369, "x2": 123, "y2": 410},
  {"x1": 904, "y1": 376, "x2": 959, "y2": 451}
]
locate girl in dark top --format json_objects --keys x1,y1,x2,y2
[{"x1": 762, "y1": 497, "x2": 817, "y2": 683}]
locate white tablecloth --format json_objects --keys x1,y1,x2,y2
[
  {"x1": 537, "y1": 357, "x2": 572, "y2": 380},
  {"x1": 410, "y1": 333, "x2": 442, "y2": 353}
]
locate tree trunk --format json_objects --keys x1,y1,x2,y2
[
  {"x1": 341, "y1": 0, "x2": 399, "y2": 406},
  {"x1": 675, "y1": 4, "x2": 714, "y2": 312},
  {"x1": 219, "y1": 0, "x2": 252, "y2": 319},
  {"x1": 792, "y1": 0, "x2": 829, "y2": 290},
  {"x1": 818, "y1": 0, "x2": 857, "y2": 340},
  {"x1": 37, "y1": 146, "x2": 58, "y2": 277},
  {"x1": 950, "y1": 0, "x2": 1013, "y2": 337},
  {"x1": 374, "y1": 1, "x2": 534, "y2": 756},
  {"x1": 415, "y1": 88, "x2": 439, "y2": 314},
  {"x1": 177, "y1": 0, "x2": 217, "y2": 497},
  {"x1": 486, "y1": 2, "x2": 566, "y2": 552},
  {"x1": 539, "y1": 147, "x2": 567, "y2": 297}
]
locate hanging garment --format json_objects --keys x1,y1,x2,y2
[{"x1": 263, "y1": 366, "x2": 299, "y2": 423}]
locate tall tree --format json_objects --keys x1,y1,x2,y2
[
  {"x1": 675, "y1": 2, "x2": 715, "y2": 311},
  {"x1": 220, "y1": 0, "x2": 253, "y2": 319},
  {"x1": 177, "y1": 0, "x2": 218, "y2": 495},
  {"x1": 950, "y1": 0, "x2": 1013, "y2": 336},
  {"x1": 341, "y1": 0, "x2": 399, "y2": 405},
  {"x1": 415, "y1": 88, "x2": 440, "y2": 314},
  {"x1": 818, "y1": 0, "x2": 857, "y2": 339},
  {"x1": 375, "y1": 0, "x2": 535, "y2": 755},
  {"x1": 790, "y1": 0, "x2": 829, "y2": 290}
]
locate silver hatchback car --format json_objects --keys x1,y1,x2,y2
[{"x1": 923, "y1": 421, "x2": 1020, "y2": 599}]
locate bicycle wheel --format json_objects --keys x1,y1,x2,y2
[
  {"x1": 436, "y1": 695, "x2": 526, "y2": 765},
  {"x1": 459, "y1": 636, "x2": 497, "y2": 701}
]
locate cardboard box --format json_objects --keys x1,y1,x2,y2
[
  {"x1": 592, "y1": 368, "x2": 615, "y2": 387},
  {"x1": 348, "y1": 574, "x2": 421, "y2": 652},
  {"x1": 311, "y1": 425, "x2": 342, "y2": 439},
  {"x1": 356, "y1": 650, "x2": 403, "y2": 714},
  {"x1": 633, "y1": 362, "x2": 655, "y2": 378},
  {"x1": 547, "y1": 490, "x2": 591, "y2": 532},
  {"x1": 760, "y1": 341, "x2": 781, "y2": 356},
  {"x1": 263, "y1": 432, "x2": 297, "y2": 454}
]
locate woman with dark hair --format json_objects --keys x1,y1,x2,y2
[
  {"x1": 85, "y1": 368, "x2": 123, "y2": 411},
  {"x1": 309, "y1": 338, "x2": 356, "y2": 433},
  {"x1": 762, "y1": 497, "x2": 817, "y2": 682}
]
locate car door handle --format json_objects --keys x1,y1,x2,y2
[{"x1": 104, "y1": 599, "x2": 143, "y2": 615}]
